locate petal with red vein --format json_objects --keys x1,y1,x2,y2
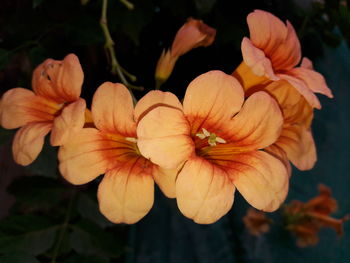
[
  {"x1": 226, "y1": 91, "x2": 283, "y2": 151},
  {"x1": 12, "y1": 122, "x2": 52, "y2": 166},
  {"x1": 98, "y1": 158, "x2": 154, "y2": 224},
  {"x1": 51, "y1": 98, "x2": 86, "y2": 146},
  {"x1": 183, "y1": 70, "x2": 245, "y2": 130},
  {"x1": 176, "y1": 156, "x2": 235, "y2": 224},
  {"x1": 228, "y1": 150, "x2": 289, "y2": 212},
  {"x1": 92, "y1": 82, "x2": 136, "y2": 136},
  {"x1": 0, "y1": 88, "x2": 58, "y2": 129}
]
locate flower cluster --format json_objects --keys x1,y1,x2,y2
[
  {"x1": 0, "y1": 10, "x2": 332, "y2": 224},
  {"x1": 283, "y1": 184, "x2": 349, "y2": 247}
]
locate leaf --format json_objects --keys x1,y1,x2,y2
[
  {"x1": 70, "y1": 220, "x2": 124, "y2": 260},
  {"x1": 8, "y1": 176, "x2": 65, "y2": 212},
  {"x1": 0, "y1": 215, "x2": 58, "y2": 256},
  {"x1": 77, "y1": 193, "x2": 113, "y2": 229},
  {"x1": 0, "y1": 252, "x2": 40, "y2": 263}
]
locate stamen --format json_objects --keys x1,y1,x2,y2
[
  {"x1": 202, "y1": 128, "x2": 210, "y2": 137},
  {"x1": 125, "y1": 137, "x2": 137, "y2": 143}
]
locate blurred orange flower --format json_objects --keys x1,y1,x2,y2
[
  {"x1": 243, "y1": 208, "x2": 271, "y2": 236},
  {"x1": 234, "y1": 10, "x2": 333, "y2": 109},
  {"x1": 0, "y1": 54, "x2": 86, "y2": 165},
  {"x1": 58, "y1": 83, "x2": 181, "y2": 224},
  {"x1": 284, "y1": 184, "x2": 350, "y2": 247},
  {"x1": 155, "y1": 18, "x2": 216, "y2": 86},
  {"x1": 137, "y1": 70, "x2": 289, "y2": 224}
]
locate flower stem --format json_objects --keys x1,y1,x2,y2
[
  {"x1": 99, "y1": 0, "x2": 143, "y2": 96},
  {"x1": 50, "y1": 190, "x2": 76, "y2": 263}
]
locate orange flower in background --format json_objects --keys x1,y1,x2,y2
[
  {"x1": 243, "y1": 208, "x2": 271, "y2": 236},
  {"x1": 58, "y1": 82, "x2": 182, "y2": 224},
  {"x1": 155, "y1": 18, "x2": 216, "y2": 86},
  {"x1": 0, "y1": 54, "x2": 86, "y2": 165},
  {"x1": 234, "y1": 9, "x2": 333, "y2": 109},
  {"x1": 284, "y1": 184, "x2": 350, "y2": 247},
  {"x1": 137, "y1": 70, "x2": 289, "y2": 224}
]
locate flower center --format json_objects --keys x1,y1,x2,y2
[{"x1": 195, "y1": 128, "x2": 226, "y2": 147}]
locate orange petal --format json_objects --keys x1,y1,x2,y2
[
  {"x1": 97, "y1": 158, "x2": 154, "y2": 224},
  {"x1": 226, "y1": 91, "x2": 283, "y2": 151},
  {"x1": 247, "y1": 10, "x2": 288, "y2": 58},
  {"x1": 232, "y1": 62, "x2": 270, "y2": 91},
  {"x1": 265, "y1": 144, "x2": 292, "y2": 177},
  {"x1": 12, "y1": 122, "x2": 52, "y2": 166},
  {"x1": 134, "y1": 90, "x2": 182, "y2": 122},
  {"x1": 241, "y1": 38, "x2": 279, "y2": 80},
  {"x1": 92, "y1": 82, "x2": 136, "y2": 136},
  {"x1": 153, "y1": 164, "x2": 183, "y2": 198},
  {"x1": 137, "y1": 106, "x2": 194, "y2": 170},
  {"x1": 278, "y1": 73, "x2": 321, "y2": 109},
  {"x1": 58, "y1": 128, "x2": 114, "y2": 185},
  {"x1": 183, "y1": 70, "x2": 245, "y2": 132},
  {"x1": 32, "y1": 54, "x2": 83, "y2": 103},
  {"x1": 0, "y1": 88, "x2": 59, "y2": 129},
  {"x1": 50, "y1": 98, "x2": 86, "y2": 146},
  {"x1": 228, "y1": 150, "x2": 289, "y2": 212},
  {"x1": 176, "y1": 156, "x2": 235, "y2": 224},
  {"x1": 269, "y1": 21, "x2": 301, "y2": 70},
  {"x1": 275, "y1": 124, "x2": 317, "y2": 170},
  {"x1": 154, "y1": 49, "x2": 177, "y2": 83},
  {"x1": 301, "y1": 57, "x2": 313, "y2": 69},
  {"x1": 171, "y1": 18, "x2": 216, "y2": 57},
  {"x1": 288, "y1": 67, "x2": 333, "y2": 98}
]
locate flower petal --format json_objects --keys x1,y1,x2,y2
[
  {"x1": 0, "y1": 88, "x2": 58, "y2": 129},
  {"x1": 247, "y1": 10, "x2": 288, "y2": 58},
  {"x1": 226, "y1": 91, "x2": 283, "y2": 151},
  {"x1": 50, "y1": 98, "x2": 86, "y2": 146},
  {"x1": 241, "y1": 38, "x2": 279, "y2": 80},
  {"x1": 134, "y1": 90, "x2": 182, "y2": 122},
  {"x1": 58, "y1": 128, "x2": 115, "y2": 185},
  {"x1": 32, "y1": 54, "x2": 83, "y2": 103},
  {"x1": 153, "y1": 165, "x2": 182, "y2": 198},
  {"x1": 288, "y1": 67, "x2": 333, "y2": 98},
  {"x1": 97, "y1": 158, "x2": 154, "y2": 224},
  {"x1": 275, "y1": 124, "x2": 317, "y2": 170},
  {"x1": 278, "y1": 73, "x2": 321, "y2": 109},
  {"x1": 265, "y1": 144, "x2": 292, "y2": 177},
  {"x1": 137, "y1": 106, "x2": 194, "y2": 170},
  {"x1": 176, "y1": 156, "x2": 235, "y2": 224},
  {"x1": 12, "y1": 122, "x2": 52, "y2": 166},
  {"x1": 92, "y1": 82, "x2": 136, "y2": 136},
  {"x1": 228, "y1": 150, "x2": 289, "y2": 212},
  {"x1": 183, "y1": 70, "x2": 245, "y2": 132}
]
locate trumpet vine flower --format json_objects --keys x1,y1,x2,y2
[
  {"x1": 235, "y1": 10, "x2": 333, "y2": 109},
  {"x1": 58, "y1": 82, "x2": 181, "y2": 224},
  {"x1": 0, "y1": 54, "x2": 86, "y2": 165},
  {"x1": 155, "y1": 18, "x2": 216, "y2": 86},
  {"x1": 137, "y1": 71, "x2": 289, "y2": 224}
]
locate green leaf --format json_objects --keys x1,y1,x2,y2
[
  {"x1": 0, "y1": 252, "x2": 40, "y2": 263},
  {"x1": 0, "y1": 215, "x2": 58, "y2": 256},
  {"x1": 77, "y1": 193, "x2": 113, "y2": 229},
  {"x1": 70, "y1": 220, "x2": 124, "y2": 259},
  {"x1": 8, "y1": 176, "x2": 65, "y2": 212}
]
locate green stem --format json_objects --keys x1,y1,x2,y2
[
  {"x1": 100, "y1": 0, "x2": 142, "y2": 96},
  {"x1": 50, "y1": 190, "x2": 76, "y2": 263},
  {"x1": 119, "y1": 0, "x2": 134, "y2": 10}
]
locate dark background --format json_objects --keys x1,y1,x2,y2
[{"x1": 0, "y1": 0, "x2": 350, "y2": 262}]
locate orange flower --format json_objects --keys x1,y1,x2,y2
[
  {"x1": 155, "y1": 18, "x2": 216, "y2": 85},
  {"x1": 260, "y1": 80, "x2": 317, "y2": 171},
  {"x1": 234, "y1": 10, "x2": 333, "y2": 109},
  {"x1": 243, "y1": 208, "x2": 271, "y2": 236},
  {"x1": 58, "y1": 83, "x2": 182, "y2": 224},
  {"x1": 137, "y1": 71, "x2": 289, "y2": 224},
  {"x1": 0, "y1": 54, "x2": 86, "y2": 165},
  {"x1": 284, "y1": 184, "x2": 350, "y2": 247}
]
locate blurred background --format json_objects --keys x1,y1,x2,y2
[{"x1": 1, "y1": 0, "x2": 350, "y2": 262}]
